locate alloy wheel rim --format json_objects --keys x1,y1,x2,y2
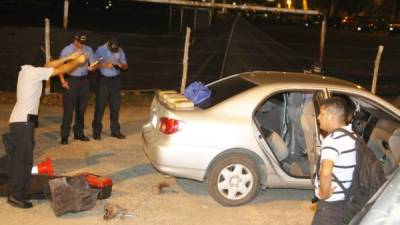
[{"x1": 216, "y1": 163, "x2": 253, "y2": 200}]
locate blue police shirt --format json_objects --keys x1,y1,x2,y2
[
  {"x1": 95, "y1": 43, "x2": 127, "y2": 77},
  {"x1": 60, "y1": 43, "x2": 95, "y2": 77}
]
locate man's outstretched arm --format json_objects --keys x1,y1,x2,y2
[
  {"x1": 48, "y1": 54, "x2": 86, "y2": 77},
  {"x1": 44, "y1": 52, "x2": 83, "y2": 69}
]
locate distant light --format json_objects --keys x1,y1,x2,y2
[
  {"x1": 305, "y1": 22, "x2": 309, "y2": 27},
  {"x1": 356, "y1": 85, "x2": 362, "y2": 89},
  {"x1": 232, "y1": 2, "x2": 236, "y2": 5},
  {"x1": 390, "y1": 27, "x2": 394, "y2": 31},
  {"x1": 357, "y1": 27, "x2": 362, "y2": 31},
  {"x1": 286, "y1": 0, "x2": 292, "y2": 9},
  {"x1": 105, "y1": 6, "x2": 109, "y2": 9},
  {"x1": 85, "y1": 1, "x2": 89, "y2": 5}
]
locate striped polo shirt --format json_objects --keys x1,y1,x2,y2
[{"x1": 314, "y1": 124, "x2": 356, "y2": 202}]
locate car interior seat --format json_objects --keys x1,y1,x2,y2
[
  {"x1": 389, "y1": 128, "x2": 400, "y2": 163},
  {"x1": 261, "y1": 127, "x2": 289, "y2": 162}
]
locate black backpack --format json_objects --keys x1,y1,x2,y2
[{"x1": 331, "y1": 128, "x2": 386, "y2": 224}]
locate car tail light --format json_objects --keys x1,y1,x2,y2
[{"x1": 159, "y1": 117, "x2": 184, "y2": 134}]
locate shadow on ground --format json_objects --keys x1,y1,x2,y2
[{"x1": 106, "y1": 163, "x2": 156, "y2": 183}]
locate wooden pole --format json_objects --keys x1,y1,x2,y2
[
  {"x1": 319, "y1": 17, "x2": 327, "y2": 72},
  {"x1": 219, "y1": 15, "x2": 239, "y2": 78},
  {"x1": 193, "y1": 8, "x2": 197, "y2": 31},
  {"x1": 63, "y1": 0, "x2": 69, "y2": 29},
  {"x1": 45, "y1": 18, "x2": 51, "y2": 95},
  {"x1": 169, "y1": 5, "x2": 173, "y2": 31},
  {"x1": 180, "y1": 27, "x2": 191, "y2": 94},
  {"x1": 180, "y1": 7, "x2": 184, "y2": 32},
  {"x1": 371, "y1": 45, "x2": 384, "y2": 95},
  {"x1": 208, "y1": 9, "x2": 212, "y2": 26}
]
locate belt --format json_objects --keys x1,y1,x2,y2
[
  {"x1": 68, "y1": 75, "x2": 88, "y2": 79},
  {"x1": 100, "y1": 74, "x2": 120, "y2": 79}
]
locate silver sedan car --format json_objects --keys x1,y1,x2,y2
[
  {"x1": 142, "y1": 71, "x2": 400, "y2": 206},
  {"x1": 350, "y1": 167, "x2": 400, "y2": 225}
]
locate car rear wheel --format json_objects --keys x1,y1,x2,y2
[{"x1": 207, "y1": 153, "x2": 261, "y2": 207}]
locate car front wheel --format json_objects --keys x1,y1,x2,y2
[{"x1": 207, "y1": 153, "x2": 261, "y2": 207}]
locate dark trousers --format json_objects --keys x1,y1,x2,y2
[
  {"x1": 92, "y1": 75, "x2": 121, "y2": 136},
  {"x1": 312, "y1": 200, "x2": 346, "y2": 225},
  {"x1": 4, "y1": 122, "x2": 35, "y2": 199},
  {"x1": 61, "y1": 76, "x2": 90, "y2": 138}
]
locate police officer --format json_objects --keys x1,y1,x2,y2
[
  {"x1": 92, "y1": 37, "x2": 128, "y2": 140},
  {"x1": 59, "y1": 33, "x2": 97, "y2": 145},
  {"x1": 4, "y1": 52, "x2": 86, "y2": 208}
]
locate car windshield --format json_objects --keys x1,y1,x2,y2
[{"x1": 197, "y1": 75, "x2": 257, "y2": 109}]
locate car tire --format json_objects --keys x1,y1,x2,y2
[{"x1": 206, "y1": 153, "x2": 261, "y2": 207}]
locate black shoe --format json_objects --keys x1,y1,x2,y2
[
  {"x1": 74, "y1": 135, "x2": 90, "y2": 141},
  {"x1": 7, "y1": 195, "x2": 33, "y2": 209},
  {"x1": 60, "y1": 138, "x2": 68, "y2": 145},
  {"x1": 111, "y1": 133, "x2": 126, "y2": 139},
  {"x1": 93, "y1": 134, "x2": 102, "y2": 140}
]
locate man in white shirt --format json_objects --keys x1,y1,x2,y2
[
  {"x1": 312, "y1": 98, "x2": 356, "y2": 225},
  {"x1": 3, "y1": 52, "x2": 86, "y2": 209}
]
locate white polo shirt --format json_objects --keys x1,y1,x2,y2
[
  {"x1": 9, "y1": 65, "x2": 53, "y2": 123},
  {"x1": 314, "y1": 124, "x2": 356, "y2": 202}
]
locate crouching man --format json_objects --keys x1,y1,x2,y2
[
  {"x1": 4, "y1": 52, "x2": 86, "y2": 208},
  {"x1": 312, "y1": 98, "x2": 356, "y2": 225}
]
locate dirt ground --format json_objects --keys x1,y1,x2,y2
[{"x1": 0, "y1": 101, "x2": 315, "y2": 225}]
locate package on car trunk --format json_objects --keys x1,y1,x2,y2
[{"x1": 158, "y1": 90, "x2": 194, "y2": 110}]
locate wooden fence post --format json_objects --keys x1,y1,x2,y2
[
  {"x1": 63, "y1": 0, "x2": 69, "y2": 29},
  {"x1": 219, "y1": 15, "x2": 239, "y2": 78},
  {"x1": 371, "y1": 45, "x2": 384, "y2": 95},
  {"x1": 180, "y1": 27, "x2": 191, "y2": 94},
  {"x1": 319, "y1": 17, "x2": 327, "y2": 72},
  {"x1": 45, "y1": 18, "x2": 51, "y2": 95}
]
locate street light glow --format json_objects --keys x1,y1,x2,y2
[{"x1": 286, "y1": 0, "x2": 292, "y2": 9}]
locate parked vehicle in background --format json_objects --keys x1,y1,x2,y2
[
  {"x1": 341, "y1": 16, "x2": 387, "y2": 33},
  {"x1": 142, "y1": 71, "x2": 400, "y2": 207},
  {"x1": 386, "y1": 22, "x2": 400, "y2": 35},
  {"x1": 303, "y1": 15, "x2": 323, "y2": 28}
]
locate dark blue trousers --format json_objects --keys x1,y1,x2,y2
[
  {"x1": 92, "y1": 75, "x2": 121, "y2": 137},
  {"x1": 312, "y1": 200, "x2": 346, "y2": 225},
  {"x1": 5, "y1": 122, "x2": 35, "y2": 199},
  {"x1": 60, "y1": 76, "x2": 90, "y2": 138}
]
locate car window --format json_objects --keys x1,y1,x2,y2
[
  {"x1": 197, "y1": 76, "x2": 257, "y2": 109},
  {"x1": 329, "y1": 91, "x2": 400, "y2": 176}
]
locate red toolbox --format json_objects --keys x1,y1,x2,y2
[{"x1": 82, "y1": 173, "x2": 113, "y2": 200}]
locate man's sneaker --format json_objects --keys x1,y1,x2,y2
[
  {"x1": 7, "y1": 195, "x2": 33, "y2": 209},
  {"x1": 74, "y1": 135, "x2": 90, "y2": 141},
  {"x1": 93, "y1": 134, "x2": 102, "y2": 140},
  {"x1": 111, "y1": 133, "x2": 126, "y2": 139},
  {"x1": 60, "y1": 138, "x2": 68, "y2": 145}
]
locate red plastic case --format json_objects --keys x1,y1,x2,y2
[{"x1": 82, "y1": 173, "x2": 113, "y2": 199}]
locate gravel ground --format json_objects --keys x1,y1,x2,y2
[{"x1": 0, "y1": 103, "x2": 315, "y2": 225}]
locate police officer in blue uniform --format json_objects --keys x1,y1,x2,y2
[
  {"x1": 59, "y1": 33, "x2": 98, "y2": 144},
  {"x1": 92, "y1": 37, "x2": 128, "y2": 140}
]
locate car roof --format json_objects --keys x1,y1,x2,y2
[{"x1": 239, "y1": 71, "x2": 364, "y2": 90}]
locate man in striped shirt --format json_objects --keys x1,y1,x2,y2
[{"x1": 312, "y1": 98, "x2": 356, "y2": 225}]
